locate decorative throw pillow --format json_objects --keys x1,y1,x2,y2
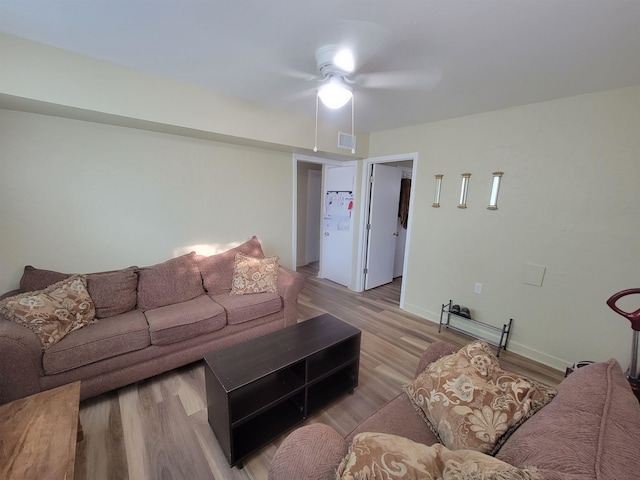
[
  {"x1": 230, "y1": 252, "x2": 279, "y2": 295},
  {"x1": 337, "y1": 432, "x2": 543, "y2": 480},
  {"x1": 404, "y1": 341, "x2": 556, "y2": 455},
  {"x1": 17, "y1": 265, "x2": 139, "y2": 318},
  {"x1": 0, "y1": 275, "x2": 96, "y2": 349},
  {"x1": 196, "y1": 236, "x2": 265, "y2": 294}
]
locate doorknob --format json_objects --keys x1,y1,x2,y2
[
  {"x1": 393, "y1": 232, "x2": 399, "y2": 236},
  {"x1": 324, "y1": 232, "x2": 330, "y2": 236}
]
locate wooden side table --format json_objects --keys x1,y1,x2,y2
[{"x1": 0, "y1": 381, "x2": 81, "y2": 480}]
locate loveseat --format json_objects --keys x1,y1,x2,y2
[
  {"x1": 269, "y1": 340, "x2": 640, "y2": 480},
  {"x1": 0, "y1": 236, "x2": 305, "y2": 404}
]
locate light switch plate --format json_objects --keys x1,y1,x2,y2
[{"x1": 523, "y1": 263, "x2": 546, "y2": 287}]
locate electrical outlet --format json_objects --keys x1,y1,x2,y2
[{"x1": 474, "y1": 282, "x2": 483, "y2": 294}]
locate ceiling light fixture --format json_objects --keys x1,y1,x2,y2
[
  {"x1": 313, "y1": 84, "x2": 356, "y2": 154},
  {"x1": 313, "y1": 45, "x2": 356, "y2": 154},
  {"x1": 317, "y1": 77, "x2": 353, "y2": 109}
]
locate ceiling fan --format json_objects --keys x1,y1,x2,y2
[
  {"x1": 299, "y1": 21, "x2": 442, "y2": 152},
  {"x1": 310, "y1": 44, "x2": 360, "y2": 153},
  {"x1": 314, "y1": 44, "x2": 356, "y2": 109}
]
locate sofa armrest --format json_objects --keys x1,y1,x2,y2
[
  {"x1": 276, "y1": 266, "x2": 306, "y2": 327},
  {"x1": 269, "y1": 423, "x2": 348, "y2": 480},
  {"x1": 415, "y1": 340, "x2": 459, "y2": 378},
  {"x1": 0, "y1": 316, "x2": 43, "y2": 404}
]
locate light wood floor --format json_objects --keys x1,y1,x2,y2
[{"x1": 74, "y1": 265, "x2": 565, "y2": 480}]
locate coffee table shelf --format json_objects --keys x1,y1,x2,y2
[
  {"x1": 232, "y1": 396, "x2": 305, "y2": 461},
  {"x1": 308, "y1": 361, "x2": 359, "y2": 414},
  {"x1": 204, "y1": 314, "x2": 360, "y2": 467},
  {"x1": 230, "y1": 364, "x2": 305, "y2": 424},
  {"x1": 307, "y1": 335, "x2": 360, "y2": 379}
]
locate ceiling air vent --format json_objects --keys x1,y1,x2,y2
[{"x1": 338, "y1": 132, "x2": 356, "y2": 151}]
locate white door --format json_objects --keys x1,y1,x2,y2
[
  {"x1": 321, "y1": 165, "x2": 355, "y2": 287},
  {"x1": 364, "y1": 164, "x2": 402, "y2": 290}
]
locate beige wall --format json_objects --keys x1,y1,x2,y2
[
  {"x1": 370, "y1": 86, "x2": 640, "y2": 370},
  {"x1": 0, "y1": 109, "x2": 295, "y2": 292}
]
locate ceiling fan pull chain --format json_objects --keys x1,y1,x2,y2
[
  {"x1": 351, "y1": 95, "x2": 355, "y2": 154},
  {"x1": 313, "y1": 94, "x2": 319, "y2": 152}
]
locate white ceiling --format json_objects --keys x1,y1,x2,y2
[{"x1": 1, "y1": 0, "x2": 640, "y2": 133}]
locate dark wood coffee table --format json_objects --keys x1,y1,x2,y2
[{"x1": 203, "y1": 313, "x2": 361, "y2": 467}]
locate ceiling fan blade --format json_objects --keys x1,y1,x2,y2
[
  {"x1": 276, "y1": 65, "x2": 319, "y2": 82},
  {"x1": 355, "y1": 68, "x2": 443, "y2": 90}
]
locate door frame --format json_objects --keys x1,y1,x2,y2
[
  {"x1": 355, "y1": 153, "x2": 418, "y2": 307},
  {"x1": 292, "y1": 153, "x2": 357, "y2": 278}
]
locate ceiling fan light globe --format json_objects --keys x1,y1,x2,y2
[{"x1": 318, "y1": 82, "x2": 353, "y2": 109}]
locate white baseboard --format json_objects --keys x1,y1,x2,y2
[{"x1": 402, "y1": 302, "x2": 570, "y2": 372}]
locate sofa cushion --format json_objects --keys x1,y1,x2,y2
[
  {"x1": 231, "y1": 252, "x2": 279, "y2": 295},
  {"x1": 145, "y1": 295, "x2": 226, "y2": 346},
  {"x1": 137, "y1": 252, "x2": 205, "y2": 310},
  {"x1": 337, "y1": 432, "x2": 542, "y2": 480},
  {"x1": 86, "y1": 267, "x2": 138, "y2": 318},
  {"x1": 347, "y1": 393, "x2": 440, "y2": 446},
  {"x1": 43, "y1": 309, "x2": 150, "y2": 374},
  {"x1": 18, "y1": 265, "x2": 139, "y2": 319},
  {"x1": 404, "y1": 340, "x2": 556, "y2": 455},
  {"x1": 0, "y1": 275, "x2": 95, "y2": 350},
  {"x1": 496, "y1": 359, "x2": 640, "y2": 480},
  {"x1": 212, "y1": 292, "x2": 281, "y2": 325},
  {"x1": 196, "y1": 236, "x2": 265, "y2": 295},
  {"x1": 19, "y1": 265, "x2": 70, "y2": 292}
]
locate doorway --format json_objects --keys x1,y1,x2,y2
[
  {"x1": 363, "y1": 163, "x2": 403, "y2": 290},
  {"x1": 293, "y1": 152, "x2": 416, "y2": 304},
  {"x1": 294, "y1": 154, "x2": 357, "y2": 286},
  {"x1": 296, "y1": 161, "x2": 322, "y2": 269},
  {"x1": 356, "y1": 153, "x2": 417, "y2": 307}
]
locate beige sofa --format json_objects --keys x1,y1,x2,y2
[
  {"x1": 269, "y1": 341, "x2": 640, "y2": 480},
  {"x1": 0, "y1": 236, "x2": 305, "y2": 404}
]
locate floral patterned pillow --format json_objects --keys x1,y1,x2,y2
[
  {"x1": 0, "y1": 275, "x2": 95, "y2": 349},
  {"x1": 230, "y1": 252, "x2": 279, "y2": 295},
  {"x1": 404, "y1": 341, "x2": 556, "y2": 455},
  {"x1": 337, "y1": 432, "x2": 543, "y2": 480}
]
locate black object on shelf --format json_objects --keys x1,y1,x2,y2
[{"x1": 438, "y1": 299, "x2": 512, "y2": 357}]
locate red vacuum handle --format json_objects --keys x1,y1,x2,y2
[{"x1": 607, "y1": 288, "x2": 640, "y2": 331}]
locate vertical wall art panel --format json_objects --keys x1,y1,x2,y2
[
  {"x1": 458, "y1": 173, "x2": 471, "y2": 209},
  {"x1": 487, "y1": 171, "x2": 504, "y2": 210},
  {"x1": 432, "y1": 174, "x2": 443, "y2": 207}
]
